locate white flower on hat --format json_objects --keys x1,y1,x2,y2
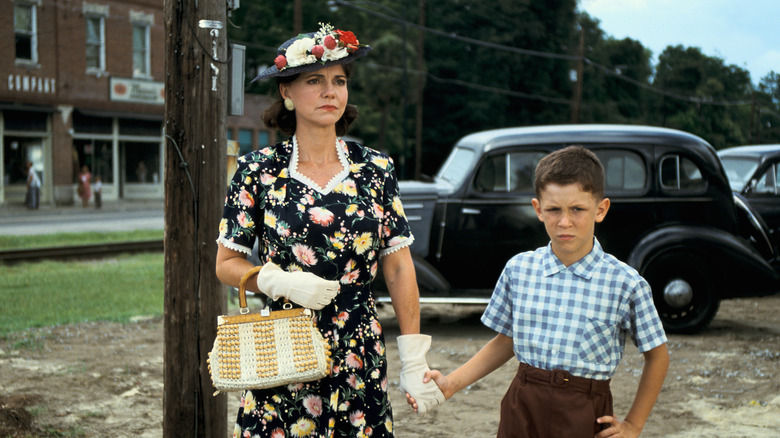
[
  {"x1": 286, "y1": 37, "x2": 317, "y2": 67},
  {"x1": 322, "y1": 46, "x2": 348, "y2": 62}
]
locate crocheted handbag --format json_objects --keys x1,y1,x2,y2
[{"x1": 207, "y1": 265, "x2": 332, "y2": 394}]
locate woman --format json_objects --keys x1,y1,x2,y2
[
  {"x1": 78, "y1": 165, "x2": 91, "y2": 207},
  {"x1": 215, "y1": 24, "x2": 443, "y2": 437}
]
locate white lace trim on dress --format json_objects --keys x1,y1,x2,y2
[
  {"x1": 379, "y1": 235, "x2": 415, "y2": 258},
  {"x1": 216, "y1": 236, "x2": 252, "y2": 255},
  {"x1": 289, "y1": 135, "x2": 350, "y2": 195}
]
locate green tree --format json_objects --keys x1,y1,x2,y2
[
  {"x1": 419, "y1": 0, "x2": 577, "y2": 174},
  {"x1": 577, "y1": 12, "x2": 653, "y2": 124},
  {"x1": 652, "y1": 45, "x2": 752, "y2": 148}
]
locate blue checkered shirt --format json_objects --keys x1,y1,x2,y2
[{"x1": 482, "y1": 239, "x2": 667, "y2": 380}]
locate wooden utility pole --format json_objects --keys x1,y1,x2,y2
[
  {"x1": 163, "y1": 0, "x2": 228, "y2": 436},
  {"x1": 413, "y1": 0, "x2": 426, "y2": 180},
  {"x1": 570, "y1": 26, "x2": 585, "y2": 124}
]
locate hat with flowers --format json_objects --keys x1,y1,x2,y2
[{"x1": 252, "y1": 23, "x2": 371, "y2": 81}]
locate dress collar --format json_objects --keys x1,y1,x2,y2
[{"x1": 289, "y1": 135, "x2": 350, "y2": 195}]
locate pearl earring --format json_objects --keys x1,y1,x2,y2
[{"x1": 284, "y1": 98, "x2": 295, "y2": 111}]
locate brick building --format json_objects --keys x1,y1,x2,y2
[{"x1": 1, "y1": 0, "x2": 273, "y2": 206}]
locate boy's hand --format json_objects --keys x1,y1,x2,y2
[
  {"x1": 405, "y1": 370, "x2": 451, "y2": 413},
  {"x1": 595, "y1": 416, "x2": 641, "y2": 438}
]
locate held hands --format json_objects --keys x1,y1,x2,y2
[
  {"x1": 256, "y1": 262, "x2": 339, "y2": 310},
  {"x1": 397, "y1": 334, "x2": 445, "y2": 416}
]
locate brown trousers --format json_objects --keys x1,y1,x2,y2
[{"x1": 497, "y1": 363, "x2": 613, "y2": 438}]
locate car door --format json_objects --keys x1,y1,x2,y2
[
  {"x1": 745, "y1": 161, "x2": 780, "y2": 238},
  {"x1": 590, "y1": 146, "x2": 655, "y2": 261},
  {"x1": 437, "y1": 148, "x2": 549, "y2": 291}
]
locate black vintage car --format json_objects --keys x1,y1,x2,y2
[
  {"x1": 388, "y1": 125, "x2": 780, "y2": 333},
  {"x1": 718, "y1": 144, "x2": 780, "y2": 245}
]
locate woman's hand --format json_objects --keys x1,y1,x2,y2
[
  {"x1": 405, "y1": 369, "x2": 452, "y2": 413},
  {"x1": 256, "y1": 262, "x2": 339, "y2": 309}
]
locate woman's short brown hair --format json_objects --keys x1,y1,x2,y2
[{"x1": 261, "y1": 63, "x2": 357, "y2": 137}]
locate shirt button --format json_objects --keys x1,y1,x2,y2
[{"x1": 552, "y1": 349, "x2": 558, "y2": 355}]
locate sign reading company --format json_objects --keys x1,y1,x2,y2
[
  {"x1": 7, "y1": 74, "x2": 56, "y2": 94},
  {"x1": 110, "y1": 77, "x2": 164, "y2": 105}
]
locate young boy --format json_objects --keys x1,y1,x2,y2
[{"x1": 408, "y1": 146, "x2": 669, "y2": 438}]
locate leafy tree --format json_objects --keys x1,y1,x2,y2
[
  {"x1": 419, "y1": 0, "x2": 577, "y2": 174},
  {"x1": 651, "y1": 45, "x2": 752, "y2": 148}
]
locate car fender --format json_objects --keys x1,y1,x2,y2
[
  {"x1": 411, "y1": 253, "x2": 451, "y2": 293},
  {"x1": 627, "y1": 225, "x2": 780, "y2": 298}
]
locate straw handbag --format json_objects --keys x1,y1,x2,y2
[{"x1": 207, "y1": 266, "x2": 332, "y2": 394}]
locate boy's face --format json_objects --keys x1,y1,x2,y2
[{"x1": 532, "y1": 183, "x2": 610, "y2": 267}]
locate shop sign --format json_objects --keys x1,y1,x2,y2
[
  {"x1": 6, "y1": 74, "x2": 56, "y2": 94},
  {"x1": 110, "y1": 77, "x2": 164, "y2": 105}
]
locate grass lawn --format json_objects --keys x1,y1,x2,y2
[
  {"x1": 0, "y1": 251, "x2": 164, "y2": 336},
  {"x1": 0, "y1": 229, "x2": 163, "y2": 250}
]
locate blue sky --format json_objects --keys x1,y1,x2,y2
[{"x1": 579, "y1": 0, "x2": 780, "y2": 84}]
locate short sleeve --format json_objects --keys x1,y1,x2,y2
[
  {"x1": 376, "y1": 155, "x2": 414, "y2": 257},
  {"x1": 628, "y1": 279, "x2": 668, "y2": 352},
  {"x1": 481, "y1": 260, "x2": 516, "y2": 337},
  {"x1": 216, "y1": 152, "x2": 266, "y2": 255}
]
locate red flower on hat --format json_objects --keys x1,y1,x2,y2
[
  {"x1": 274, "y1": 55, "x2": 287, "y2": 70},
  {"x1": 323, "y1": 35, "x2": 337, "y2": 50},
  {"x1": 336, "y1": 30, "x2": 359, "y2": 52},
  {"x1": 311, "y1": 45, "x2": 325, "y2": 59}
]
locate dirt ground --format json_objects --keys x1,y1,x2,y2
[{"x1": 1, "y1": 294, "x2": 779, "y2": 438}]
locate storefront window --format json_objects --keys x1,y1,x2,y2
[
  {"x1": 123, "y1": 141, "x2": 159, "y2": 183},
  {"x1": 238, "y1": 129, "x2": 253, "y2": 155},
  {"x1": 73, "y1": 139, "x2": 113, "y2": 184},
  {"x1": 3, "y1": 136, "x2": 43, "y2": 185}
]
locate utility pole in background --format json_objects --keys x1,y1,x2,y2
[
  {"x1": 570, "y1": 26, "x2": 585, "y2": 124},
  {"x1": 294, "y1": 0, "x2": 303, "y2": 34},
  {"x1": 163, "y1": 0, "x2": 227, "y2": 435},
  {"x1": 413, "y1": 0, "x2": 426, "y2": 180}
]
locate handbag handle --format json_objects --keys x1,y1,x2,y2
[{"x1": 238, "y1": 265, "x2": 263, "y2": 314}]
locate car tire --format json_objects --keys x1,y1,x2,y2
[{"x1": 642, "y1": 251, "x2": 720, "y2": 334}]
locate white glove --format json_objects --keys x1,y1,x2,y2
[
  {"x1": 256, "y1": 262, "x2": 339, "y2": 310},
  {"x1": 398, "y1": 334, "x2": 445, "y2": 416}
]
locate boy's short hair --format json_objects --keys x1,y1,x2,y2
[{"x1": 534, "y1": 145, "x2": 605, "y2": 199}]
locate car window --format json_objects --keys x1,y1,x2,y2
[
  {"x1": 473, "y1": 151, "x2": 545, "y2": 193},
  {"x1": 752, "y1": 163, "x2": 778, "y2": 195},
  {"x1": 659, "y1": 155, "x2": 707, "y2": 192},
  {"x1": 720, "y1": 157, "x2": 759, "y2": 191},
  {"x1": 437, "y1": 147, "x2": 477, "y2": 187},
  {"x1": 593, "y1": 149, "x2": 646, "y2": 194}
]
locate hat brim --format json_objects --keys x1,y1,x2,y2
[{"x1": 252, "y1": 45, "x2": 372, "y2": 82}]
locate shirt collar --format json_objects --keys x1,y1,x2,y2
[{"x1": 542, "y1": 237, "x2": 604, "y2": 280}]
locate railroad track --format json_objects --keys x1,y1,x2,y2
[{"x1": 0, "y1": 240, "x2": 163, "y2": 263}]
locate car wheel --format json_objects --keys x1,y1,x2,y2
[{"x1": 642, "y1": 252, "x2": 720, "y2": 334}]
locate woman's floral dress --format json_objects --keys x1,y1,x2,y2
[{"x1": 217, "y1": 137, "x2": 414, "y2": 438}]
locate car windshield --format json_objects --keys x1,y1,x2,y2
[
  {"x1": 720, "y1": 157, "x2": 760, "y2": 191},
  {"x1": 435, "y1": 146, "x2": 477, "y2": 187}
]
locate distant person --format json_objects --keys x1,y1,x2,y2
[
  {"x1": 25, "y1": 161, "x2": 41, "y2": 209},
  {"x1": 78, "y1": 165, "x2": 91, "y2": 208},
  {"x1": 93, "y1": 175, "x2": 102, "y2": 209},
  {"x1": 136, "y1": 160, "x2": 147, "y2": 183},
  {"x1": 408, "y1": 146, "x2": 669, "y2": 438}
]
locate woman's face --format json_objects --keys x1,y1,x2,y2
[{"x1": 279, "y1": 64, "x2": 348, "y2": 132}]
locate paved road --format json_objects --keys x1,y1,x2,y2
[{"x1": 0, "y1": 200, "x2": 164, "y2": 235}]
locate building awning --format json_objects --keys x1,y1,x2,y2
[
  {"x1": 76, "y1": 108, "x2": 163, "y2": 122},
  {"x1": 0, "y1": 103, "x2": 58, "y2": 113}
]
